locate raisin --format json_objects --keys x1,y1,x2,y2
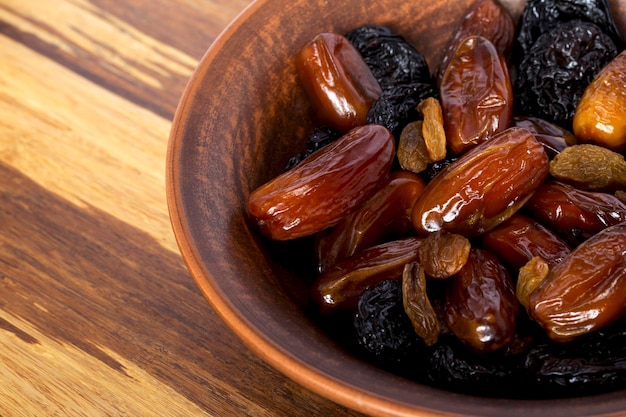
[
  {"x1": 353, "y1": 279, "x2": 423, "y2": 367},
  {"x1": 402, "y1": 262, "x2": 441, "y2": 346},
  {"x1": 366, "y1": 82, "x2": 439, "y2": 136},
  {"x1": 514, "y1": 20, "x2": 619, "y2": 129},
  {"x1": 345, "y1": 25, "x2": 431, "y2": 88},
  {"x1": 515, "y1": 0, "x2": 624, "y2": 59},
  {"x1": 284, "y1": 126, "x2": 341, "y2": 170}
]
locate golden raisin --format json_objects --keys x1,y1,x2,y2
[{"x1": 417, "y1": 97, "x2": 447, "y2": 162}]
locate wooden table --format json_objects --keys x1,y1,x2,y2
[{"x1": 0, "y1": 1, "x2": 364, "y2": 415}]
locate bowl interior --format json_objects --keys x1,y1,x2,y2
[{"x1": 166, "y1": 0, "x2": 626, "y2": 415}]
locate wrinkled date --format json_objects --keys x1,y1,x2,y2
[
  {"x1": 411, "y1": 127, "x2": 549, "y2": 237},
  {"x1": 436, "y1": 0, "x2": 515, "y2": 85},
  {"x1": 440, "y1": 35, "x2": 513, "y2": 155},
  {"x1": 481, "y1": 214, "x2": 571, "y2": 269},
  {"x1": 310, "y1": 237, "x2": 423, "y2": 314},
  {"x1": 444, "y1": 248, "x2": 519, "y2": 353},
  {"x1": 574, "y1": 50, "x2": 626, "y2": 152},
  {"x1": 315, "y1": 170, "x2": 425, "y2": 273},
  {"x1": 296, "y1": 32, "x2": 382, "y2": 132},
  {"x1": 529, "y1": 221, "x2": 626, "y2": 342},
  {"x1": 247, "y1": 124, "x2": 395, "y2": 240},
  {"x1": 525, "y1": 180, "x2": 626, "y2": 246}
]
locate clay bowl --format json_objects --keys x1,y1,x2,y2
[{"x1": 166, "y1": 0, "x2": 626, "y2": 415}]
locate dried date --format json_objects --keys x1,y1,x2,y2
[
  {"x1": 511, "y1": 115, "x2": 577, "y2": 158},
  {"x1": 315, "y1": 170, "x2": 425, "y2": 273},
  {"x1": 296, "y1": 32, "x2": 382, "y2": 132},
  {"x1": 444, "y1": 248, "x2": 519, "y2": 353},
  {"x1": 525, "y1": 180, "x2": 626, "y2": 246},
  {"x1": 529, "y1": 221, "x2": 626, "y2": 342},
  {"x1": 411, "y1": 127, "x2": 549, "y2": 237},
  {"x1": 573, "y1": 50, "x2": 626, "y2": 152},
  {"x1": 481, "y1": 214, "x2": 571, "y2": 270},
  {"x1": 440, "y1": 35, "x2": 513, "y2": 155},
  {"x1": 247, "y1": 124, "x2": 395, "y2": 240}
]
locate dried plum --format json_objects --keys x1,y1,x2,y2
[
  {"x1": 516, "y1": 0, "x2": 624, "y2": 59},
  {"x1": 353, "y1": 279, "x2": 423, "y2": 368},
  {"x1": 284, "y1": 126, "x2": 341, "y2": 170},
  {"x1": 524, "y1": 322, "x2": 626, "y2": 396},
  {"x1": 345, "y1": 25, "x2": 431, "y2": 88},
  {"x1": 514, "y1": 20, "x2": 618, "y2": 129},
  {"x1": 366, "y1": 83, "x2": 439, "y2": 136}
]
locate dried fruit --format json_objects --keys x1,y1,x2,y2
[
  {"x1": 514, "y1": 21, "x2": 619, "y2": 129},
  {"x1": 353, "y1": 279, "x2": 423, "y2": 366},
  {"x1": 549, "y1": 143, "x2": 626, "y2": 191},
  {"x1": 411, "y1": 127, "x2": 549, "y2": 237},
  {"x1": 310, "y1": 237, "x2": 423, "y2": 314},
  {"x1": 315, "y1": 170, "x2": 426, "y2": 272},
  {"x1": 284, "y1": 126, "x2": 341, "y2": 170},
  {"x1": 444, "y1": 248, "x2": 519, "y2": 353},
  {"x1": 402, "y1": 262, "x2": 441, "y2": 346},
  {"x1": 529, "y1": 221, "x2": 626, "y2": 342},
  {"x1": 573, "y1": 50, "x2": 626, "y2": 152},
  {"x1": 417, "y1": 97, "x2": 447, "y2": 161},
  {"x1": 247, "y1": 124, "x2": 395, "y2": 240},
  {"x1": 525, "y1": 180, "x2": 626, "y2": 246},
  {"x1": 511, "y1": 115, "x2": 577, "y2": 157},
  {"x1": 296, "y1": 32, "x2": 382, "y2": 132},
  {"x1": 367, "y1": 82, "x2": 439, "y2": 136},
  {"x1": 440, "y1": 35, "x2": 513, "y2": 155},
  {"x1": 481, "y1": 214, "x2": 571, "y2": 270},
  {"x1": 436, "y1": 0, "x2": 515, "y2": 85},
  {"x1": 515, "y1": 0, "x2": 624, "y2": 59},
  {"x1": 516, "y1": 256, "x2": 550, "y2": 311},
  {"x1": 397, "y1": 121, "x2": 431, "y2": 173},
  {"x1": 345, "y1": 25, "x2": 431, "y2": 88},
  {"x1": 418, "y1": 231, "x2": 471, "y2": 279}
]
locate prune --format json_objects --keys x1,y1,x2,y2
[
  {"x1": 284, "y1": 126, "x2": 341, "y2": 170},
  {"x1": 366, "y1": 82, "x2": 439, "y2": 136},
  {"x1": 247, "y1": 124, "x2": 395, "y2": 240},
  {"x1": 345, "y1": 25, "x2": 431, "y2": 88},
  {"x1": 426, "y1": 335, "x2": 524, "y2": 396},
  {"x1": 524, "y1": 322, "x2": 626, "y2": 396},
  {"x1": 353, "y1": 279, "x2": 423, "y2": 366},
  {"x1": 514, "y1": 20, "x2": 619, "y2": 129},
  {"x1": 574, "y1": 50, "x2": 626, "y2": 152},
  {"x1": 296, "y1": 32, "x2": 382, "y2": 132},
  {"x1": 515, "y1": 0, "x2": 624, "y2": 59},
  {"x1": 420, "y1": 156, "x2": 459, "y2": 182}
]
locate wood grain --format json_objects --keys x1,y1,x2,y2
[{"x1": 0, "y1": 0, "x2": 364, "y2": 415}]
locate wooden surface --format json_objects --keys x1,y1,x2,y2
[{"x1": 0, "y1": 1, "x2": 364, "y2": 415}]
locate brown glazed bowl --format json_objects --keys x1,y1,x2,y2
[{"x1": 166, "y1": 0, "x2": 626, "y2": 415}]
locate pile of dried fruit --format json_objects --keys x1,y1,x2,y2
[{"x1": 246, "y1": 0, "x2": 626, "y2": 397}]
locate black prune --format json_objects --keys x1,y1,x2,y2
[
  {"x1": 366, "y1": 83, "x2": 439, "y2": 136},
  {"x1": 425, "y1": 334, "x2": 525, "y2": 396},
  {"x1": 524, "y1": 322, "x2": 626, "y2": 396},
  {"x1": 345, "y1": 25, "x2": 431, "y2": 88},
  {"x1": 515, "y1": 0, "x2": 624, "y2": 59},
  {"x1": 353, "y1": 280, "x2": 422, "y2": 367},
  {"x1": 420, "y1": 157, "x2": 459, "y2": 183},
  {"x1": 284, "y1": 126, "x2": 341, "y2": 170},
  {"x1": 514, "y1": 20, "x2": 618, "y2": 129}
]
